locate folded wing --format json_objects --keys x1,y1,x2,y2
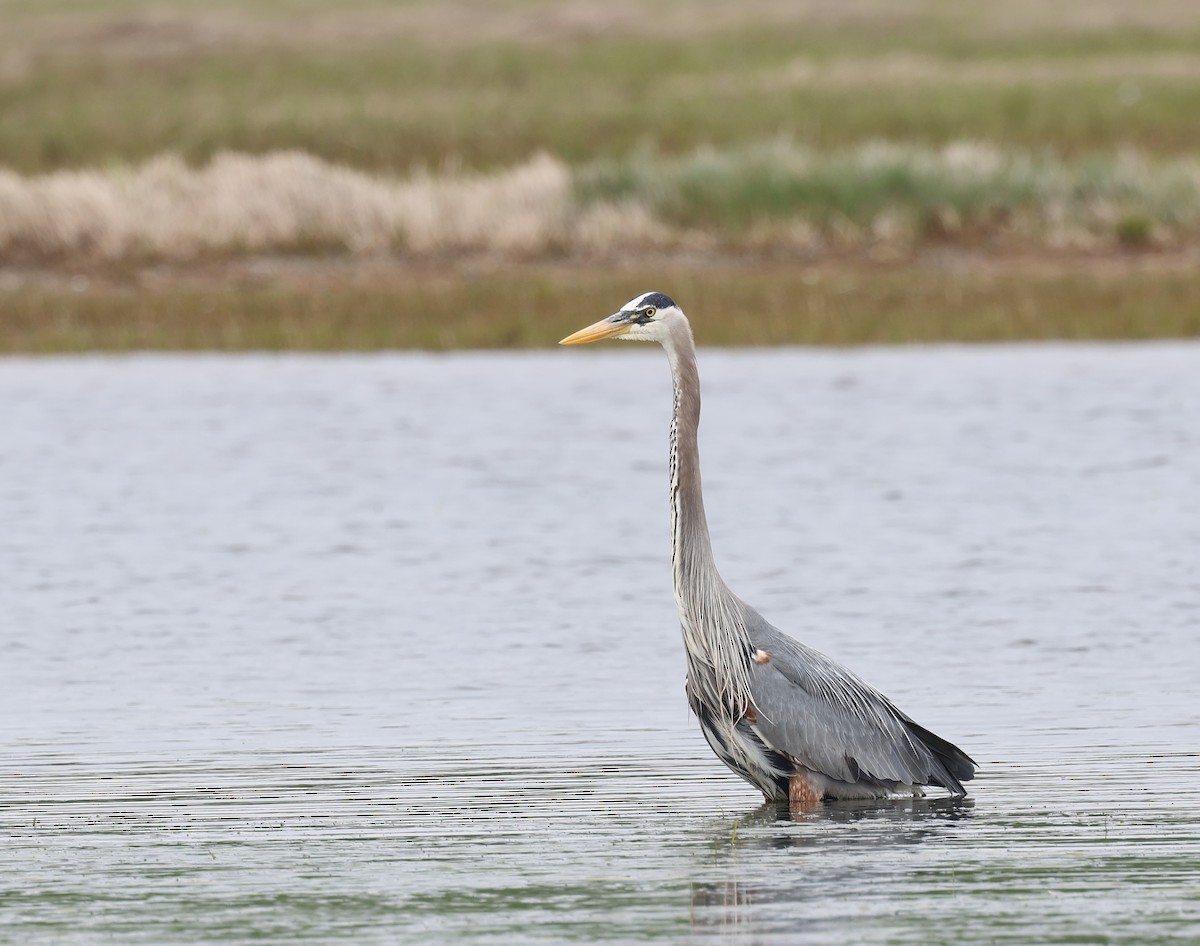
[{"x1": 746, "y1": 618, "x2": 974, "y2": 794}]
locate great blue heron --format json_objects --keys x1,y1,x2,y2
[{"x1": 560, "y1": 292, "x2": 976, "y2": 807}]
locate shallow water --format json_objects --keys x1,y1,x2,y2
[{"x1": 2, "y1": 345, "x2": 1198, "y2": 944}]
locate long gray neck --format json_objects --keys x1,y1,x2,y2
[
  {"x1": 663, "y1": 319, "x2": 754, "y2": 714},
  {"x1": 665, "y1": 320, "x2": 719, "y2": 592}
]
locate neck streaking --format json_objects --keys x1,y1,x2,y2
[{"x1": 663, "y1": 318, "x2": 754, "y2": 715}]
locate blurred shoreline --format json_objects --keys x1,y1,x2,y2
[
  {"x1": 4, "y1": 249, "x2": 1196, "y2": 353},
  {"x1": 2, "y1": 0, "x2": 1198, "y2": 351}
]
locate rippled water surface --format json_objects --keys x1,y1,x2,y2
[{"x1": 3, "y1": 345, "x2": 1199, "y2": 944}]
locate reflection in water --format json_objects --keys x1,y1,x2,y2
[
  {"x1": 758, "y1": 794, "x2": 976, "y2": 829},
  {"x1": 2, "y1": 349, "x2": 1199, "y2": 945},
  {"x1": 692, "y1": 797, "x2": 977, "y2": 932}
]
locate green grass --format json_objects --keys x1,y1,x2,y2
[
  {"x1": 2, "y1": 1, "x2": 1198, "y2": 352},
  {"x1": 574, "y1": 142, "x2": 1200, "y2": 243},
  {"x1": 579, "y1": 143, "x2": 1033, "y2": 231},
  {"x1": 3, "y1": 260, "x2": 1198, "y2": 353},
  {"x1": 3, "y1": 9, "x2": 1200, "y2": 174}
]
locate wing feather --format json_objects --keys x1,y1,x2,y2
[{"x1": 744, "y1": 613, "x2": 971, "y2": 793}]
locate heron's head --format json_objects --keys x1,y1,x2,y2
[{"x1": 559, "y1": 291, "x2": 683, "y2": 346}]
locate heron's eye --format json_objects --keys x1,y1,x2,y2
[{"x1": 644, "y1": 307, "x2": 656, "y2": 318}]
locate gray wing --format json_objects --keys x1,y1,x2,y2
[{"x1": 743, "y1": 609, "x2": 972, "y2": 793}]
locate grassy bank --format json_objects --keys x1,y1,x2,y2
[
  {"x1": 2, "y1": 0, "x2": 1198, "y2": 352},
  {"x1": 3, "y1": 257, "x2": 1197, "y2": 353},
  {"x1": 3, "y1": 1, "x2": 1200, "y2": 175}
]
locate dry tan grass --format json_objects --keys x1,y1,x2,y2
[
  {"x1": 6, "y1": 0, "x2": 1199, "y2": 60},
  {"x1": 3, "y1": 145, "x2": 1200, "y2": 263},
  {"x1": 0, "y1": 1, "x2": 909, "y2": 61},
  {"x1": 0, "y1": 150, "x2": 674, "y2": 261},
  {"x1": 0, "y1": 151, "x2": 573, "y2": 260},
  {"x1": 761, "y1": 53, "x2": 1200, "y2": 90}
]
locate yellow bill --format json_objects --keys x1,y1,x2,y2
[{"x1": 559, "y1": 315, "x2": 630, "y2": 345}]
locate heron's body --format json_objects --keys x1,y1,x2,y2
[
  {"x1": 561, "y1": 293, "x2": 975, "y2": 805},
  {"x1": 688, "y1": 614, "x2": 975, "y2": 802}
]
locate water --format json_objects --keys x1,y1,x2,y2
[{"x1": 2, "y1": 345, "x2": 1198, "y2": 944}]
